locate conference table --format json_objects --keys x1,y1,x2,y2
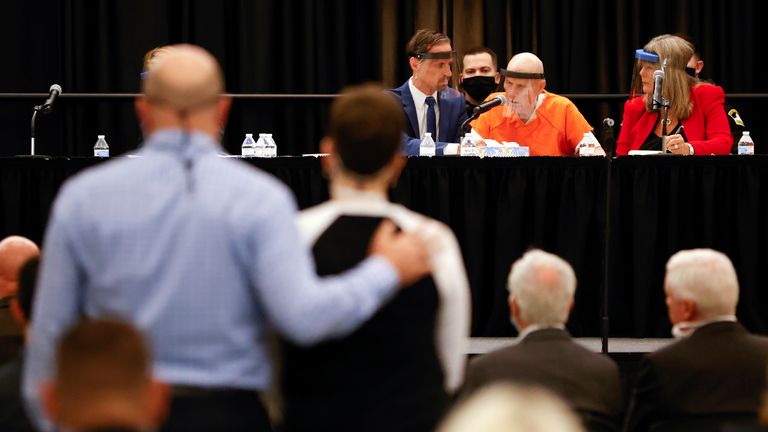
[{"x1": 2, "y1": 155, "x2": 767, "y2": 338}]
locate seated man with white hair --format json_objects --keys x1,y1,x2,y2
[
  {"x1": 624, "y1": 248, "x2": 768, "y2": 432},
  {"x1": 461, "y1": 249, "x2": 622, "y2": 431}
]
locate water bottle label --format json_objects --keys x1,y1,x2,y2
[
  {"x1": 94, "y1": 150, "x2": 109, "y2": 157},
  {"x1": 242, "y1": 147, "x2": 255, "y2": 157},
  {"x1": 738, "y1": 145, "x2": 754, "y2": 155},
  {"x1": 420, "y1": 147, "x2": 435, "y2": 157}
]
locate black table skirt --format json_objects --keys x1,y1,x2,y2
[{"x1": 2, "y1": 155, "x2": 766, "y2": 338}]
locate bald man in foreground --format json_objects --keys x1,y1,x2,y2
[
  {"x1": 0, "y1": 236, "x2": 39, "y2": 300},
  {"x1": 0, "y1": 236, "x2": 39, "y2": 364},
  {"x1": 471, "y1": 52, "x2": 603, "y2": 156},
  {"x1": 24, "y1": 44, "x2": 431, "y2": 432}
]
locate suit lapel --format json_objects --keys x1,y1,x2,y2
[{"x1": 400, "y1": 82, "x2": 420, "y2": 139}]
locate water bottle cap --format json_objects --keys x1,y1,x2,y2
[
  {"x1": 98, "y1": 135, "x2": 105, "y2": 139},
  {"x1": 744, "y1": 131, "x2": 750, "y2": 136},
  {"x1": 266, "y1": 134, "x2": 273, "y2": 137},
  {"x1": 245, "y1": 133, "x2": 253, "y2": 137},
  {"x1": 259, "y1": 133, "x2": 267, "y2": 137},
  {"x1": 424, "y1": 132, "x2": 432, "y2": 137}
]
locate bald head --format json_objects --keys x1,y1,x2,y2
[
  {"x1": 136, "y1": 44, "x2": 230, "y2": 138},
  {"x1": 0, "y1": 236, "x2": 40, "y2": 298},
  {"x1": 142, "y1": 44, "x2": 224, "y2": 113},
  {"x1": 507, "y1": 52, "x2": 544, "y2": 75}
]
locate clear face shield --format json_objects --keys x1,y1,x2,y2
[
  {"x1": 409, "y1": 50, "x2": 460, "y2": 91},
  {"x1": 500, "y1": 69, "x2": 545, "y2": 120},
  {"x1": 630, "y1": 49, "x2": 660, "y2": 99}
]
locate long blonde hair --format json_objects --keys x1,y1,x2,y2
[{"x1": 642, "y1": 34, "x2": 697, "y2": 119}]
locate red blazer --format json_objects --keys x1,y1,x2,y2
[{"x1": 616, "y1": 84, "x2": 733, "y2": 156}]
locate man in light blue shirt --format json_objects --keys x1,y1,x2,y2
[{"x1": 24, "y1": 45, "x2": 431, "y2": 432}]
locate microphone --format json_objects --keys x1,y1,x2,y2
[
  {"x1": 473, "y1": 94, "x2": 506, "y2": 115},
  {"x1": 652, "y1": 69, "x2": 664, "y2": 111},
  {"x1": 40, "y1": 84, "x2": 62, "y2": 114}
]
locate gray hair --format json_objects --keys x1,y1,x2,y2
[
  {"x1": 507, "y1": 249, "x2": 576, "y2": 326},
  {"x1": 665, "y1": 248, "x2": 739, "y2": 318},
  {"x1": 438, "y1": 383, "x2": 585, "y2": 432}
]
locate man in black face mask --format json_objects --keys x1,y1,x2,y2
[{"x1": 460, "y1": 47, "x2": 501, "y2": 117}]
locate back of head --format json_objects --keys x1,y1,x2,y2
[
  {"x1": 328, "y1": 84, "x2": 405, "y2": 176},
  {"x1": 0, "y1": 236, "x2": 40, "y2": 298},
  {"x1": 665, "y1": 248, "x2": 739, "y2": 319},
  {"x1": 53, "y1": 318, "x2": 153, "y2": 426},
  {"x1": 142, "y1": 44, "x2": 224, "y2": 114},
  {"x1": 438, "y1": 383, "x2": 585, "y2": 432},
  {"x1": 507, "y1": 249, "x2": 576, "y2": 326},
  {"x1": 406, "y1": 29, "x2": 452, "y2": 57}
]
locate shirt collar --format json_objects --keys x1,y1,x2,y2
[
  {"x1": 671, "y1": 315, "x2": 738, "y2": 339},
  {"x1": 409, "y1": 77, "x2": 438, "y2": 108},
  {"x1": 517, "y1": 323, "x2": 565, "y2": 340},
  {"x1": 331, "y1": 183, "x2": 388, "y2": 202}
]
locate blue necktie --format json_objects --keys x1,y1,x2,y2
[{"x1": 425, "y1": 96, "x2": 437, "y2": 140}]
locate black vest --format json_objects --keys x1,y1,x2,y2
[{"x1": 281, "y1": 215, "x2": 447, "y2": 432}]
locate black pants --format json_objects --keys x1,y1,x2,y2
[{"x1": 160, "y1": 387, "x2": 272, "y2": 432}]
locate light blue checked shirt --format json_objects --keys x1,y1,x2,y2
[{"x1": 23, "y1": 129, "x2": 398, "y2": 428}]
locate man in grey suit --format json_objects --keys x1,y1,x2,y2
[
  {"x1": 624, "y1": 249, "x2": 768, "y2": 432},
  {"x1": 461, "y1": 249, "x2": 622, "y2": 431}
]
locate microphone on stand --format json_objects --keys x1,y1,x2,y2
[
  {"x1": 39, "y1": 84, "x2": 62, "y2": 114},
  {"x1": 29, "y1": 84, "x2": 63, "y2": 156},
  {"x1": 473, "y1": 94, "x2": 507, "y2": 115},
  {"x1": 651, "y1": 69, "x2": 664, "y2": 111}
]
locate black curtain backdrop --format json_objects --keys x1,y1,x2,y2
[
  {"x1": 6, "y1": 156, "x2": 768, "y2": 338},
  {"x1": 0, "y1": 0, "x2": 765, "y2": 157}
]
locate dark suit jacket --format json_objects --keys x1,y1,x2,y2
[
  {"x1": 391, "y1": 80, "x2": 467, "y2": 156},
  {"x1": 624, "y1": 321, "x2": 768, "y2": 432},
  {"x1": 462, "y1": 328, "x2": 623, "y2": 430},
  {"x1": 0, "y1": 352, "x2": 35, "y2": 432}
]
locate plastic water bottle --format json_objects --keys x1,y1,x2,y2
[
  {"x1": 420, "y1": 132, "x2": 436, "y2": 157},
  {"x1": 264, "y1": 134, "x2": 277, "y2": 158},
  {"x1": 737, "y1": 131, "x2": 754, "y2": 155},
  {"x1": 241, "y1": 133, "x2": 256, "y2": 157},
  {"x1": 578, "y1": 132, "x2": 596, "y2": 156},
  {"x1": 93, "y1": 135, "x2": 109, "y2": 157},
  {"x1": 255, "y1": 133, "x2": 267, "y2": 158},
  {"x1": 460, "y1": 134, "x2": 478, "y2": 157}
]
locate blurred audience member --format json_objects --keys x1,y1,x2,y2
[
  {"x1": 461, "y1": 249, "x2": 621, "y2": 431},
  {"x1": 0, "y1": 256, "x2": 38, "y2": 431},
  {"x1": 281, "y1": 84, "x2": 470, "y2": 432},
  {"x1": 624, "y1": 249, "x2": 768, "y2": 431},
  {"x1": 24, "y1": 44, "x2": 429, "y2": 432},
  {"x1": 0, "y1": 236, "x2": 39, "y2": 300},
  {"x1": 0, "y1": 236, "x2": 39, "y2": 365},
  {"x1": 439, "y1": 383, "x2": 585, "y2": 432},
  {"x1": 42, "y1": 318, "x2": 168, "y2": 432}
]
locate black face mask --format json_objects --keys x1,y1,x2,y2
[
  {"x1": 461, "y1": 75, "x2": 498, "y2": 102},
  {"x1": 685, "y1": 67, "x2": 697, "y2": 78}
]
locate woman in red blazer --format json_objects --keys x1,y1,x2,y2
[{"x1": 616, "y1": 34, "x2": 733, "y2": 156}]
